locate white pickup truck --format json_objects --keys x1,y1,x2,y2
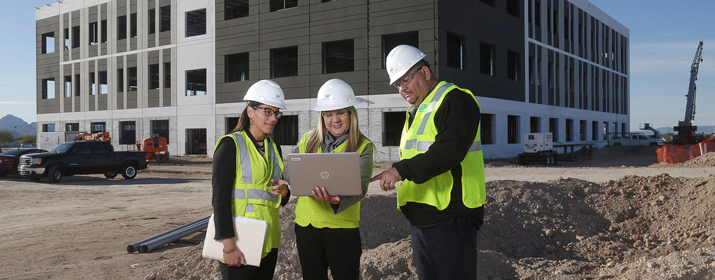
[{"x1": 609, "y1": 133, "x2": 665, "y2": 147}]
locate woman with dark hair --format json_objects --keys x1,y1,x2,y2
[
  {"x1": 277, "y1": 78, "x2": 374, "y2": 280},
  {"x1": 211, "y1": 80, "x2": 291, "y2": 280}
]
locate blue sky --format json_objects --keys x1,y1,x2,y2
[{"x1": 1, "y1": 0, "x2": 714, "y2": 132}]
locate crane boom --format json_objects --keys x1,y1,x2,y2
[{"x1": 682, "y1": 41, "x2": 703, "y2": 125}]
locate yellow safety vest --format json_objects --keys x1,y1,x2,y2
[
  {"x1": 294, "y1": 131, "x2": 372, "y2": 228},
  {"x1": 213, "y1": 131, "x2": 284, "y2": 258},
  {"x1": 398, "y1": 81, "x2": 486, "y2": 210}
]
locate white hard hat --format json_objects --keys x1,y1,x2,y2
[
  {"x1": 243, "y1": 80, "x2": 287, "y2": 110},
  {"x1": 312, "y1": 79, "x2": 363, "y2": 111},
  {"x1": 386, "y1": 45, "x2": 426, "y2": 85}
]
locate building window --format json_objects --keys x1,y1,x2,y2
[
  {"x1": 99, "y1": 71, "x2": 108, "y2": 94},
  {"x1": 225, "y1": 53, "x2": 249, "y2": 82},
  {"x1": 186, "y1": 9, "x2": 207, "y2": 37},
  {"x1": 529, "y1": 57, "x2": 535, "y2": 84},
  {"x1": 270, "y1": 0, "x2": 297, "y2": 12},
  {"x1": 565, "y1": 119, "x2": 573, "y2": 141},
  {"x1": 535, "y1": 0, "x2": 541, "y2": 27},
  {"x1": 592, "y1": 120, "x2": 598, "y2": 141},
  {"x1": 117, "y1": 69, "x2": 124, "y2": 92},
  {"x1": 383, "y1": 112, "x2": 407, "y2": 146},
  {"x1": 530, "y1": 116, "x2": 540, "y2": 133},
  {"x1": 507, "y1": 50, "x2": 519, "y2": 80},
  {"x1": 164, "y1": 62, "x2": 171, "y2": 88},
  {"x1": 42, "y1": 32, "x2": 55, "y2": 54},
  {"x1": 480, "y1": 42, "x2": 495, "y2": 75},
  {"x1": 89, "y1": 72, "x2": 95, "y2": 95},
  {"x1": 226, "y1": 117, "x2": 239, "y2": 134},
  {"x1": 63, "y1": 28, "x2": 69, "y2": 50},
  {"x1": 72, "y1": 26, "x2": 80, "y2": 48},
  {"x1": 225, "y1": 0, "x2": 249, "y2": 20},
  {"x1": 66, "y1": 123, "x2": 79, "y2": 132},
  {"x1": 508, "y1": 115, "x2": 520, "y2": 144},
  {"x1": 91, "y1": 122, "x2": 106, "y2": 133},
  {"x1": 130, "y1": 13, "x2": 138, "y2": 38},
  {"x1": 42, "y1": 124, "x2": 56, "y2": 132},
  {"x1": 149, "y1": 9, "x2": 156, "y2": 34},
  {"x1": 128, "y1": 67, "x2": 137, "y2": 92},
  {"x1": 152, "y1": 120, "x2": 170, "y2": 144},
  {"x1": 549, "y1": 118, "x2": 559, "y2": 142},
  {"x1": 480, "y1": 0, "x2": 495, "y2": 6},
  {"x1": 75, "y1": 74, "x2": 81, "y2": 96},
  {"x1": 447, "y1": 32, "x2": 465, "y2": 69},
  {"x1": 580, "y1": 120, "x2": 587, "y2": 141},
  {"x1": 160, "y1": 6, "x2": 171, "y2": 32},
  {"x1": 186, "y1": 69, "x2": 207, "y2": 96},
  {"x1": 42, "y1": 78, "x2": 55, "y2": 99},
  {"x1": 117, "y1": 15, "x2": 126, "y2": 40},
  {"x1": 603, "y1": 121, "x2": 608, "y2": 140},
  {"x1": 548, "y1": 62, "x2": 553, "y2": 88},
  {"x1": 271, "y1": 46, "x2": 298, "y2": 78},
  {"x1": 481, "y1": 114, "x2": 494, "y2": 145},
  {"x1": 272, "y1": 115, "x2": 299, "y2": 145},
  {"x1": 89, "y1": 22, "x2": 98, "y2": 45},
  {"x1": 507, "y1": 0, "x2": 519, "y2": 17},
  {"x1": 64, "y1": 76, "x2": 71, "y2": 97},
  {"x1": 101, "y1": 20, "x2": 107, "y2": 43},
  {"x1": 119, "y1": 121, "x2": 136, "y2": 144},
  {"x1": 323, "y1": 40, "x2": 354, "y2": 74},
  {"x1": 382, "y1": 32, "x2": 419, "y2": 68},
  {"x1": 149, "y1": 64, "x2": 160, "y2": 89}
]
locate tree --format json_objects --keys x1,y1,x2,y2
[
  {"x1": 0, "y1": 130, "x2": 14, "y2": 145},
  {"x1": 21, "y1": 134, "x2": 37, "y2": 144}
]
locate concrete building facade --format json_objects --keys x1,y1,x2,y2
[{"x1": 35, "y1": 0, "x2": 629, "y2": 160}]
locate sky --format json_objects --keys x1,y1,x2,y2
[{"x1": 0, "y1": 0, "x2": 714, "y2": 132}]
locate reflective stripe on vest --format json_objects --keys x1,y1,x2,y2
[{"x1": 231, "y1": 132, "x2": 281, "y2": 205}]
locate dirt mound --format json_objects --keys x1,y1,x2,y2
[
  {"x1": 678, "y1": 152, "x2": 715, "y2": 168},
  {"x1": 147, "y1": 174, "x2": 715, "y2": 279}
]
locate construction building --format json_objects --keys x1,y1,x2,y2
[{"x1": 35, "y1": 0, "x2": 629, "y2": 160}]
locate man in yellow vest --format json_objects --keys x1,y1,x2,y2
[{"x1": 371, "y1": 45, "x2": 486, "y2": 280}]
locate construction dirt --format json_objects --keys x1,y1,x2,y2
[{"x1": 1, "y1": 146, "x2": 714, "y2": 280}]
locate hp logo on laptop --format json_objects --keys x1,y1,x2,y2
[{"x1": 320, "y1": 171, "x2": 330, "y2": 179}]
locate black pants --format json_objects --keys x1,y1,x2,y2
[
  {"x1": 219, "y1": 248, "x2": 278, "y2": 280},
  {"x1": 295, "y1": 224, "x2": 362, "y2": 280},
  {"x1": 410, "y1": 217, "x2": 478, "y2": 280}
]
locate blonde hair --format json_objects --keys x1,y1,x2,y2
[{"x1": 304, "y1": 106, "x2": 370, "y2": 153}]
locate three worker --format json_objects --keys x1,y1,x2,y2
[{"x1": 211, "y1": 44, "x2": 485, "y2": 280}]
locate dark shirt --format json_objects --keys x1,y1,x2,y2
[
  {"x1": 392, "y1": 84, "x2": 485, "y2": 228},
  {"x1": 211, "y1": 130, "x2": 289, "y2": 239}
]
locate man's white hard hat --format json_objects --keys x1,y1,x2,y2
[
  {"x1": 385, "y1": 45, "x2": 427, "y2": 85},
  {"x1": 243, "y1": 80, "x2": 287, "y2": 110},
  {"x1": 312, "y1": 79, "x2": 364, "y2": 112}
]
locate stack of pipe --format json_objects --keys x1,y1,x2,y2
[{"x1": 127, "y1": 215, "x2": 210, "y2": 253}]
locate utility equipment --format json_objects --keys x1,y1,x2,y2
[
  {"x1": 640, "y1": 123, "x2": 663, "y2": 139},
  {"x1": 516, "y1": 133, "x2": 557, "y2": 165},
  {"x1": 140, "y1": 135, "x2": 170, "y2": 163},
  {"x1": 673, "y1": 41, "x2": 705, "y2": 145}
]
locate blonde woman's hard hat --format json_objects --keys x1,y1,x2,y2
[
  {"x1": 243, "y1": 80, "x2": 287, "y2": 110},
  {"x1": 385, "y1": 45, "x2": 426, "y2": 85},
  {"x1": 312, "y1": 79, "x2": 365, "y2": 111}
]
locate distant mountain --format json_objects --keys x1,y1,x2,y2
[
  {"x1": 0, "y1": 115, "x2": 36, "y2": 136},
  {"x1": 655, "y1": 125, "x2": 715, "y2": 134}
]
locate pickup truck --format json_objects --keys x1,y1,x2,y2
[
  {"x1": 608, "y1": 133, "x2": 665, "y2": 147},
  {"x1": 18, "y1": 140, "x2": 148, "y2": 183}
]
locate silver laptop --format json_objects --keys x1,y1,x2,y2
[{"x1": 287, "y1": 153, "x2": 362, "y2": 196}]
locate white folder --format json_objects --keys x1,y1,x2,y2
[{"x1": 202, "y1": 214, "x2": 268, "y2": 267}]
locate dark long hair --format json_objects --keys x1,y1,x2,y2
[{"x1": 230, "y1": 101, "x2": 262, "y2": 134}]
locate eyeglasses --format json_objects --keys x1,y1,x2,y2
[
  {"x1": 252, "y1": 106, "x2": 283, "y2": 119},
  {"x1": 392, "y1": 67, "x2": 423, "y2": 89},
  {"x1": 321, "y1": 109, "x2": 349, "y2": 120}
]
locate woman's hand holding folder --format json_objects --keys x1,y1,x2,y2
[{"x1": 221, "y1": 238, "x2": 247, "y2": 267}]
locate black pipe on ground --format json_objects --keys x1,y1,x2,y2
[{"x1": 126, "y1": 216, "x2": 210, "y2": 253}]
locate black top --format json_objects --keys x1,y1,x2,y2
[
  {"x1": 392, "y1": 85, "x2": 485, "y2": 228},
  {"x1": 211, "y1": 130, "x2": 289, "y2": 239}
]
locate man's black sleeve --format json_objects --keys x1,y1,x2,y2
[
  {"x1": 393, "y1": 90, "x2": 480, "y2": 183},
  {"x1": 212, "y1": 137, "x2": 237, "y2": 239}
]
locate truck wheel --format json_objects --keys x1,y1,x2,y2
[
  {"x1": 104, "y1": 172, "x2": 118, "y2": 179},
  {"x1": 49, "y1": 166, "x2": 63, "y2": 183},
  {"x1": 30, "y1": 176, "x2": 42, "y2": 182},
  {"x1": 122, "y1": 164, "x2": 137, "y2": 180},
  {"x1": 157, "y1": 154, "x2": 166, "y2": 163}
]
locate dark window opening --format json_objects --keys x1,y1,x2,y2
[
  {"x1": 535, "y1": 0, "x2": 541, "y2": 27},
  {"x1": 89, "y1": 72, "x2": 95, "y2": 95},
  {"x1": 149, "y1": 64, "x2": 160, "y2": 89},
  {"x1": 149, "y1": 9, "x2": 156, "y2": 34},
  {"x1": 101, "y1": 20, "x2": 107, "y2": 43},
  {"x1": 117, "y1": 69, "x2": 124, "y2": 92},
  {"x1": 117, "y1": 15, "x2": 126, "y2": 40},
  {"x1": 480, "y1": 42, "x2": 495, "y2": 75},
  {"x1": 565, "y1": 119, "x2": 573, "y2": 141},
  {"x1": 549, "y1": 118, "x2": 559, "y2": 142},
  {"x1": 272, "y1": 115, "x2": 299, "y2": 145},
  {"x1": 507, "y1": 0, "x2": 519, "y2": 17},
  {"x1": 64, "y1": 76, "x2": 71, "y2": 98},
  {"x1": 42, "y1": 78, "x2": 55, "y2": 99},
  {"x1": 186, "y1": 69, "x2": 207, "y2": 96},
  {"x1": 226, "y1": 117, "x2": 239, "y2": 134},
  {"x1": 186, "y1": 9, "x2": 207, "y2": 37},
  {"x1": 323, "y1": 40, "x2": 354, "y2": 74},
  {"x1": 225, "y1": 0, "x2": 249, "y2": 20},
  {"x1": 75, "y1": 74, "x2": 81, "y2": 96},
  {"x1": 270, "y1": 0, "x2": 297, "y2": 12},
  {"x1": 507, "y1": 50, "x2": 519, "y2": 80},
  {"x1": 130, "y1": 13, "x2": 137, "y2": 38},
  {"x1": 119, "y1": 121, "x2": 136, "y2": 144},
  {"x1": 382, "y1": 32, "x2": 419, "y2": 69},
  {"x1": 42, "y1": 124, "x2": 56, "y2": 132},
  {"x1": 508, "y1": 115, "x2": 520, "y2": 144},
  {"x1": 481, "y1": 114, "x2": 494, "y2": 145},
  {"x1": 63, "y1": 28, "x2": 69, "y2": 50},
  {"x1": 164, "y1": 62, "x2": 171, "y2": 88},
  {"x1": 383, "y1": 112, "x2": 407, "y2": 146},
  {"x1": 271, "y1": 47, "x2": 298, "y2": 78},
  {"x1": 66, "y1": 123, "x2": 79, "y2": 132},
  {"x1": 160, "y1": 6, "x2": 171, "y2": 32},
  {"x1": 580, "y1": 120, "x2": 587, "y2": 141},
  {"x1": 186, "y1": 129, "x2": 207, "y2": 155},
  {"x1": 127, "y1": 67, "x2": 137, "y2": 92},
  {"x1": 447, "y1": 32, "x2": 465, "y2": 69},
  {"x1": 89, "y1": 22, "x2": 98, "y2": 45},
  {"x1": 592, "y1": 120, "x2": 598, "y2": 141},
  {"x1": 99, "y1": 71, "x2": 108, "y2": 94},
  {"x1": 225, "y1": 53, "x2": 249, "y2": 82},
  {"x1": 152, "y1": 120, "x2": 170, "y2": 144},
  {"x1": 42, "y1": 32, "x2": 55, "y2": 54},
  {"x1": 530, "y1": 117, "x2": 540, "y2": 133},
  {"x1": 91, "y1": 122, "x2": 106, "y2": 133},
  {"x1": 72, "y1": 26, "x2": 80, "y2": 48}
]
